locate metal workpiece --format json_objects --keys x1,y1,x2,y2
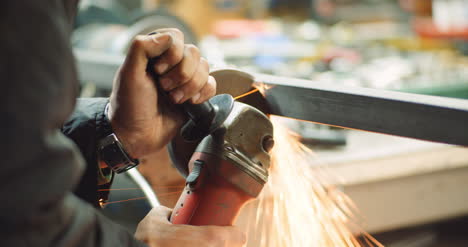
[
  {"x1": 74, "y1": 49, "x2": 468, "y2": 145},
  {"x1": 253, "y1": 73, "x2": 468, "y2": 146}
]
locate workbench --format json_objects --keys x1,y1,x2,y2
[{"x1": 318, "y1": 130, "x2": 468, "y2": 233}]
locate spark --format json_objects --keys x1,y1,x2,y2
[
  {"x1": 237, "y1": 116, "x2": 383, "y2": 247},
  {"x1": 98, "y1": 188, "x2": 142, "y2": 191},
  {"x1": 101, "y1": 190, "x2": 183, "y2": 206},
  {"x1": 253, "y1": 81, "x2": 274, "y2": 97},
  {"x1": 233, "y1": 81, "x2": 274, "y2": 101},
  {"x1": 234, "y1": 88, "x2": 259, "y2": 100},
  {"x1": 103, "y1": 196, "x2": 147, "y2": 206},
  {"x1": 232, "y1": 83, "x2": 381, "y2": 246},
  {"x1": 99, "y1": 185, "x2": 185, "y2": 191}
]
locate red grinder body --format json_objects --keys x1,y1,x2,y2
[
  {"x1": 171, "y1": 152, "x2": 256, "y2": 226},
  {"x1": 169, "y1": 95, "x2": 274, "y2": 226}
]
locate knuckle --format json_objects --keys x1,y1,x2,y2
[
  {"x1": 206, "y1": 83, "x2": 216, "y2": 97},
  {"x1": 130, "y1": 36, "x2": 146, "y2": 50},
  {"x1": 183, "y1": 80, "x2": 200, "y2": 94},
  {"x1": 168, "y1": 47, "x2": 184, "y2": 65},
  {"x1": 178, "y1": 68, "x2": 193, "y2": 82},
  {"x1": 186, "y1": 44, "x2": 200, "y2": 57},
  {"x1": 171, "y1": 28, "x2": 184, "y2": 39},
  {"x1": 200, "y1": 57, "x2": 210, "y2": 71},
  {"x1": 208, "y1": 77, "x2": 217, "y2": 92}
]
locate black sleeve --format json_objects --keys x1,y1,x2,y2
[
  {"x1": 61, "y1": 97, "x2": 110, "y2": 207},
  {"x1": 0, "y1": 1, "x2": 146, "y2": 246}
]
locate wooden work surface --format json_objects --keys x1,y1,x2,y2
[{"x1": 314, "y1": 130, "x2": 468, "y2": 233}]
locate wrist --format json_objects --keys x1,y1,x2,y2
[
  {"x1": 97, "y1": 103, "x2": 140, "y2": 173},
  {"x1": 106, "y1": 103, "x2": 141, "y2": 159},
  {"x1": 109, "y1": 126, "x2": 141, "y2": 159}
]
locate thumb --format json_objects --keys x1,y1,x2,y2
[
  {"x1": 225, "y1": 226, "x2": 247, "y2": 245},
  {"x1": 150, "y1": 205, "x2": 173, "y2": 223},
  {"x1": 124, "y1": 33, "x2": 173, "y2": 74},
  {"x1": 206, "y1": 226, "x2": 247, "y2": 246}
]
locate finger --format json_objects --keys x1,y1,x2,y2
[
  {"x1": 202, "y1": 226, "x2": 247, "y2": 246},
  {"x1": 168, "y1": 58, "x2": 209, "y2": 104},
  {"x1": 150, "y1": 28, "x2": 185, "y2": 74},
  {"x1": 224, "y1": 226, "x2": 247, "y2": 246},
  {"x1": 192, "y1": 75, "x2": 216, "y2": 104},
  {"x1": 149, "y1": 28, "x2": 184, "y2": 40},
  {"x1": 159, "y1": 44, "x2": 202, "y2": 92},
  {"x1": 150, "y1": 206, "x2": 173, "y2": 223},
  {"x1": 124, "y1": 33, "x2": 173, "y2": 75}
]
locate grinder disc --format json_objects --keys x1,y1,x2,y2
[
  {"x1": 212, "y1": 69, "x2": 271, "y2": 115},
  {"x1": 211, "y1": 69, "x2": 254, "y2": 96}
]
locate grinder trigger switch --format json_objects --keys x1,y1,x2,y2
[{"x1": 186, "y1": 160, "x2": 205, "y2": 189}]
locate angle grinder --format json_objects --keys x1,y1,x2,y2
[{"x1": 168, "y1": 93, "x2": 274, "y2": 226}]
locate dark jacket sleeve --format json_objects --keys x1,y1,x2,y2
[
  {"x1": 62, "y1": 97, "x2": 110, "y2": 207},
  {"x1": 0, "y1": 1, "x2": 146, "y2": 246}
]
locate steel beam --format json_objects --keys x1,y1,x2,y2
[
  {"x1": 74, "y1": 49, "x2": 468, "y2": 146},
  {"x1": 255, "y1": 73, "x2": 468, "y2": 146}
]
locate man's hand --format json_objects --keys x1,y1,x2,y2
[
  {"x1": 108, "y1": 29, "x2": 216, "y2": 158},
  {"x1": 135, "y1": 206, "x2": 247, "y2": 247}
]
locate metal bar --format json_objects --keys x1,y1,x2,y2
[
  {"x1": 73, "y1": 49, "x2": 468, "y2": 146},
  {"x1": 255, "y1": 73, "x2": 468, "y2": 146}
]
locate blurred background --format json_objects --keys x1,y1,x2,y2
[{"x1": 72, "y1": 0, "x2": 468, "y2": 246}]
